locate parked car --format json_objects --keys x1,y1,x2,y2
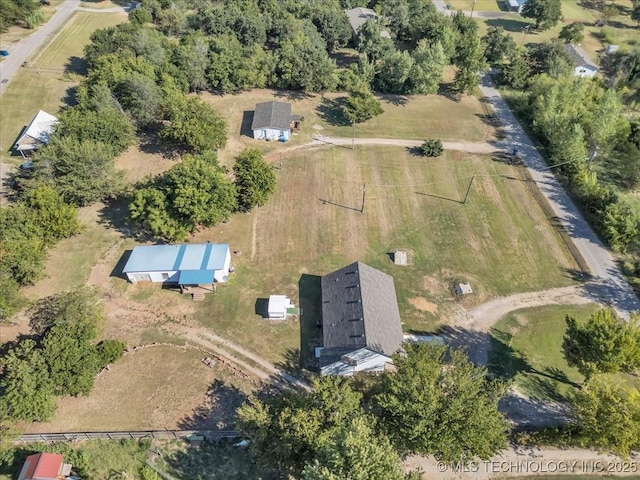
[
  {"x1": 0, "y1": 50, "x2": 9, "y2": 57},
  {"x1": 40, "y1": 0, "x2": 51, "y2": 5}
]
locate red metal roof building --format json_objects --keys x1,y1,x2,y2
[{"x1": 17, "y1": 453, "x2": 65, "y2": 480}]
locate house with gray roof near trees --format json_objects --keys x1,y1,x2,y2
[
  {"x1": 346, "y1": 7, "x2": 391, "y2": 39},
  {"x1": 317, "y1": 261, "x2": 403, "y2": 376},
  {"x1": 251, "y1": 101, "x2": 301, "y2": 142},
  {"x1": 564, "y1": 43, "x2": 599, "y2": 78}
]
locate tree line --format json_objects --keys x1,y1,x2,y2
[{"x1": 237, "y1": 342, "x2": 510, "y2": 478}]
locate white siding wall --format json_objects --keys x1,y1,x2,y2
[
  {"x1": 126, "y1": 271, "x2": 179, "y2": 283},
  {"x1": 252, "y1": 128, "x2": 290, "y2": 141},
  {"x1": 214, "y1": 248, "x2": 232, "y2": 282}
]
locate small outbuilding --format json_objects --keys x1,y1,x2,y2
[
  {"x1": 122, "y1": 243, "x2": 231, "y2": 294},
  {"x1": 14, "y1": 110, "x2": 58, "y2": 158},
  {"x1": 391, "y1": 250, "x2": 407, "y2": 266},
  {"x1": 564, "y1": 43, "x2": 599, "y2": 78},
  {"x1": 18, "y1": 453, "x2": 71, "y2": 480},
  {"x1": 251, "y1": 101, "x2": 300, "y2": 142},
  {"x1": 455, "y1": 282, "x2": 473, "y2": 296},
  {"x1": 267, "y1": 295, "x2": 294, "y2": 320}
]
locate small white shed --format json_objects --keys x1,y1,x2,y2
[
  {"x1": 268, "y1": 295, "x2": 293, "y2": 320},
  {"x1": 455, "y1": 282, "x2": 473, "y2": 295}
]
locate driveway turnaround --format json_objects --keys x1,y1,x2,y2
[{"x1": 480, "y1": 74, "x2": 640, "y2": 318}]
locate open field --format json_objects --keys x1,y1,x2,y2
[
  {"x1": 23, "y1": 346, "x2": 256, "y2": 432},
  {"x1": 488, "y1": 304, "x2": 602, "y2": 401},
  {"x1": 183, "y1": 146, "x2": 578, "y2": 363},
  {"x1": 475, "y1": 0, "x2": 639, "y2": 60},
  {"x1": 0, "y1": 11, "x2": 126, "y2": 164},
  {"x1": 202, "y1": 87, "x2": 498, "y2": 166},
  {"x1": 448, "y1": 0, "x2": 503, "y2": 12}
]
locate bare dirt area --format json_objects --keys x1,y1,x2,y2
[
  {"x1": 22, "y1": 346, "x2": 255, "y2": 433},
  {"x1": 114, "y1": 141, "x2": 176, "y2": 183}
]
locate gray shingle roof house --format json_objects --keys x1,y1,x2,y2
[
  {"x1": 319, "y1": 261, "x2": 403, "y2": 375},
  {"x1": 564, "y1": 43, "x2": 598, "y2": 78},
  {"x1": 251, "y1": 101, "x2": 300, "y2": 141},
  {"x1": 346, "y1": 7, "x2": 391, "y2": 39}
]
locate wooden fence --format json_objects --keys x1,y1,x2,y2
[{"x1": 16, "y1": 430, "x2": 240, "y2": 443}]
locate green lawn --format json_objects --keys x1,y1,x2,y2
[
  {"x1": 189, "y1": 146, "x2": 578, "y2": 364},
  {"x1": 488, "y1": 304, "x2": 601, "y2": 401},
  {"x1": 0, "y1": 11, "x2": 126, "y2": 164}
]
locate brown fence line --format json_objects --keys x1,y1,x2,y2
[
  {"x1": 16, "y1": 430, "x2": 240, "y2": 443},
  {"x1": 519, "y1": 165, "x2": 592, "y2": 276}
]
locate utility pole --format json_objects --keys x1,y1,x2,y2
[
  {"x1": 463, "y1": 175, "x2": 476, "y2": 205},
  {"x1": 586, "y1": 144, "x2": 598, "y2": 170},
  {"x1": 361, "y1": 183, "x2": 366, "y2": 213},
  {"x1": 470, "y1": 0, "x2": 477, "y2": 17}
]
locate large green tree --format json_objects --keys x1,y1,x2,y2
[
  {"x1": 374, "y1": 343, "x2": 509, "y2": 463},
  {"x1": 233, "y1": 148, "x2": 277, "y2": 212},
  {"x1": 236, "y1": 376, "x2": 366, "y2": 477},
  {"x1": 483, "y1": 26, "x2": 517, "y2": 65},
  {"x1": 160, "y1": 94, "x2": 228, "y2": 152},
  {"x1": 571, "y1": 376, "x2": 640, "y2": 456},
  {"x1": 302, "y1": 415, "x2": 404, "y2": 480},
  {"x1": 563, "y1": 309, "x2": 640, "y2": 379},
  {"x1": 521, "y1": 0, "x2": 563, "y2": 30},
  {"x1": 343, "y1": 89, "x2": 384, "y2": 123}
]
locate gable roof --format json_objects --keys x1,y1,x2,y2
[
  {"x1": 14, "y1": 110, "x2": 58, "y2": 151},
  {"x1": 18, "y1": 453, "x2": 63, "y2": 480},
  {"x1": 564, "y1": 43, "x2": 598, "y2": 70},
  {"x1": 251, "y1": 101, "x2": 292, "y2": 131},
  {"x1": 122, "y1": 243, "x2": 229, "y2": 273},
  {"x1": 321, "y1": 261, "x2": 403, "y2": 357},
  {"x1": 346, "y1": 7, "x2": 391, "y2": 38}
]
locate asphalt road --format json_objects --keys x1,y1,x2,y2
[
  {"x1": 0, "y1": 0, "x2": 83, "y2": 97},
  {"x1": 480, "y1": 75, "x2": 640, "y2": 318}
]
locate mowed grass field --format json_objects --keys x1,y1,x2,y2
[
  {"x1": 187, "y1": 146, "x2": 577, "y2": 363},
  {"x1": 489, "y1": 304, "x2": 601, "y2": 401},
  {"x1": 202, "y1": 87, "x2": 497, "y2": 165},
  {"x1": 476, "y1": 0, "x2": 639, "y2": 60},
  {"x1": 0, "y1": 11, "x2": 126, "y2": 164}
]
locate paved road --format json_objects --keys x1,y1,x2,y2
[
  {"x1": 0, "y1": 0, "x2": 80, "y2": 96},
  {"x1": 0, "y1": 0, "x2": 127, "y2": 97},
  {"x1": 480, "y1": 75, "x2": 640, "y2": 318}
]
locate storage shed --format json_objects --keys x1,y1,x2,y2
[
  {"x1": 122, "y1": 243, "x2": 231, "y2": 286},
  {"x1": 267, "y1": 295, "x2": 293, "y2": 320},
  {"x1": 18, "y1": 453, "x2": 71, "y2": 480},
  {"x1": 251, "y1": 101, "x2": 299, "y2": 141}
]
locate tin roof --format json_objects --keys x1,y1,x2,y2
[
  {"x1": 123, "y1": 243, "x2": 229, "y2": 273},
  {"x1": 14, "y1": 110, "x2": 58, "y2": 151},
  {"x1": 18, "y1": 453, "x2": 63, "y2": 480}
]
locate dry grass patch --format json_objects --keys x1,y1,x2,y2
[{"x1": 22, "y1": 346, "x2": 256, "y2": 432}]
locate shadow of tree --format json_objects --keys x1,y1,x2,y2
[
  {"x1": 177, "y1": 379, "x2": 248, "y2": 430},
  {"x1": 316, "y1": 96, "x2": 349, "y2": 127},
  {"x1": 437, "y1": 82, "x2": 461, "y2": 103},
  {"x1": 98, "y1": 196, "x2": 139, "y2": 240},
  {"x1": 272, "y1": 89, "x2": 315, "y2": 101},
  {"x1": 486, "y1": 17, "x2": 534, "y2": 33},
  {"x1": 160, "y1": 439, "x2": 279, "y2": 480},
  {"x1": 274, "y1": 347, "x2": 316, "y2": 385},
  {"x1": 379, "y1": 93, "x2": 409, "y2": 107},
  {"x1": 64, "y1": 55, "x2": 87, "y2": 76}
]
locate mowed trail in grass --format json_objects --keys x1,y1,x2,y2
[
  {"x1": 192, "y1": 146, "x2": 577, "y2": 363},
  {"x1": 0, "y1": 11, "x2": 126, "y2": 163}
]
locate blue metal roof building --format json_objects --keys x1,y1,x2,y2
[{"x1": 122, "y1": 243, "x2": 231, "y2": 285}]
